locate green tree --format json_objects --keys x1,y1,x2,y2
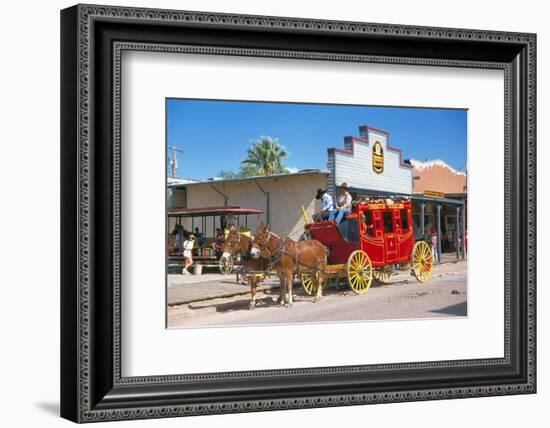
[{"x1": 240, "y1": 136, "x2": 289, "y2": 177}]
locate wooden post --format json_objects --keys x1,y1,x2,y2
[
  {"x1": 455, "y1": 206, "x2": 461, "y2": 259},
  {"x1": 462, "y1": 200, "x2": 467, "y2": 259},
  {"x1": 420, "y1": 202, "x2": 425, "y2": 239},
  {"x1": 436, "y1": 204, "x2": 442, "y2": 263}
]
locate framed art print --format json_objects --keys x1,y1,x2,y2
[{"x1": 60, "y1": 4, "x2": 536, "y2": 423}]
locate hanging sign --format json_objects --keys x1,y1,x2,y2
[{"x1": 372, "y1": 141, "x2": 384, "y2": 174}]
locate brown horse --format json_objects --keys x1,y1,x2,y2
[
  {"x1": 251, "y1": 222, "x2": 327, "y2": 307},
  {"x1": 221, "y1": 226, "x2": 270, "y2": 310}
]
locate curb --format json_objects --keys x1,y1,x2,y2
[{"x1": 168, "y1": 283, "x2": 279, "y2": 306}]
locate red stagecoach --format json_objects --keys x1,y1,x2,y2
[{"x1": 301, "y1": 197, "x2": 433, "y2": 295}]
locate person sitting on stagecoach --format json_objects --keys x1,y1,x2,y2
[
  {"x1": 329, "y1": 182, "x2": 353, "y2": 224},
  {"x1": 314, "y1": 188, "x2": 334, "y2": 222}
]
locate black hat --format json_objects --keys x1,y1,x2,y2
[{"x1": 315, "y1": 188, "x2": 326, "y2": 199}]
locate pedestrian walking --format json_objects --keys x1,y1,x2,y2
[
  {"x1": 431, "y1": 232, "x2": 439, "y2": 263},
  {"x1": 182, "y1": 234, "x2": 196, "y2": 275}
]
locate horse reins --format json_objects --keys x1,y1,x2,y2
[
  {"x1": 229, "y1": 232, "x2": 269, "y2": 276},
  {"x1": 262, "y1": 231, "x2": 326, "y2": 275}
]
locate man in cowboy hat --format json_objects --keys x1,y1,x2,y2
[
  {"x1": 329, "y1": 182, "x2": 353, "y2": 223},
  {"x1": 314, "y1": 188, "x2": 334, "y2": 222}
]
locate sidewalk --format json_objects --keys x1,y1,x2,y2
[
  {"x1": 439, "y1": 252, "x2": 466, "y2": 264},
  {"x1": 168, "y1": 274, "x2": 280, "y2": 305}
]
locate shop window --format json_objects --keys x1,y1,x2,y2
[
  {"x1": 383, "y1": 211, "x2": 393, "y2": 233},
  {"x1": 172, "y1": 188, "x2": 187, "y2": 208},
  {"x1": 401, "y1": 209, "x2": 409, "y2": 230}
]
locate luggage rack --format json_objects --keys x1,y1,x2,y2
[{"x1": 354, "y1": 194, "x2": 412, "y2": 204}]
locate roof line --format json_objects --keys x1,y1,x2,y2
[
  {"x1": 327, "y1": 131, "x2": 412, "y2": 170},
  {"x1": 169, "y1": 169, "x2": 330, "y2": 187}
]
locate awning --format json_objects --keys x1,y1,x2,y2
[{"x1": 411, "y1": 195, "x2": 465, "y2": 206}]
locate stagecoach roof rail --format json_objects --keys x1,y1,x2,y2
[{"x1": 356, "y1": 194, "x2": 411, "y2": 203}]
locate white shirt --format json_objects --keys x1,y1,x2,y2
[
  {"x1": 337, "y1": 191, "x2": 352, "y2": 210},
  {"x1": 321, "y1": 193, "x2": 334, "y2": 212},
  {"x1": 183, "y1": 239, "x2": 194, "y2": 257}
]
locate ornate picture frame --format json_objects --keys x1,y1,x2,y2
[{"x1": 60, "y1": 4, "x2": 536, "y2": 423}]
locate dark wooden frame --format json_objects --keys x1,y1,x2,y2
[{"x1": 61, "y1": 4, "x2": 536, "y2": 423}]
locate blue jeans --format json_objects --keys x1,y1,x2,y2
[{"x1": 330, "y1": 208, "x2": 351, "y2": 223}]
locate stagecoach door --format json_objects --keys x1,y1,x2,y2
[{"x1": 382, "y1": 211, "x2": 398, "y2": 263}]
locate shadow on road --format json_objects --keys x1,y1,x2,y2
[
  {"x1": 430, "y1": 302, "x2": 467, "y2": 316},
  {"x1": 188, "y1": 296, "x2": 285, "y2": 313},
  {"x1": 185, "y1": 278, "x2": 397, "y2": 314}
]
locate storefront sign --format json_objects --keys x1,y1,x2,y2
[
  {"x1": 423, "y1": 190, "x2": 445, "y2": 198},
  {"x1": 366, "y1": 202, "x2": 405, "y2": 210},
  {"x1": 372, "y1": 141, "x2": 384, "y2": 174}
]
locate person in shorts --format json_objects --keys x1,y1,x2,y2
[{"x1": 182, "y1": 234, "x2": 196, "y2": 275}]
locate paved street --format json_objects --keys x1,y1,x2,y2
[{"x1": 167, "y1": 261, "x2": 467, "y2": 328}]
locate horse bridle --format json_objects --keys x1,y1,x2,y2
[
  {"x1": 258, "y1": 232, "x2": 302, "y2": 266},
  {"x1": 254, "y1": 231, "x2": 282, "y2": 260},
  {"x1": 227, "y1": 232, "x2": 257, "y2": 260}
]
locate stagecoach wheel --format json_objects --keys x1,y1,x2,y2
[
  {"x1": 346, "y1": 250, "x2": 373, "y2": 295},
  {"x1": 373, "y1": 267, "x2": 392, "y2": 284},
  {"x1": 219, "y1": 256, "x2": 234, "y2": 275},
  {"x1": 300, "y1": 273, "x2": 318, "y2": 296},
  {"x1": 411, "y1": 241, "x2": 433, "y2": 283}
]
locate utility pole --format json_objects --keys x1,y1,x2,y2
[{"x1": 168, "y1": 146, "x2": 183, "y2": 178}]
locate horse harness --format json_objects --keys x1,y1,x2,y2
[
  {"x1": 229, "y1": 232, "x2": 270, "y2": 276},
  {"x1": 265, "y1": 232, "x2": 326, "y2": 275}
]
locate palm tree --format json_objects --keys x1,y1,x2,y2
[{"x1": 240, "y1": 136, "x2": 289, "y2": 177}]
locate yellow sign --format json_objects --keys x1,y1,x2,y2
[
  {"x1": 372, "y1": 141, "x2": 384, "y2": 174},
  {"x1": 423, "y1": 190, "x2": 445, "y2": 198},
  {"x1": 367, "y1": 203, "x2": 405, "y2": 210}
]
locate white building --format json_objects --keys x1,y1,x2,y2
[
  {"x1": 169, "y1": 170, "x2": 329, "y2": 240},
  {"x1": 327, "y1": 125, "x2": 413, "y2": 197}
]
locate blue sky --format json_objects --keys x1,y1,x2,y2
[{"x1": 166, "y1": 99, "x2": 467, "y2": 180}]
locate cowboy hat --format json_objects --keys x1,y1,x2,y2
[
  {"x1": 315, "y1": 188, "x2": 327, "y2": 199},
  {"x1": 339, "y1": 182, "x2": 350, "y2": 189}
]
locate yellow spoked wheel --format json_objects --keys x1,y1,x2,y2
[
  {"x1": 411, "y1": 241, "x2": 433, "y2": 283},
  {"x1": 219, "y1": 256, "x2": 234, "y2": 275},
  {"x1": 301, "y1": 273, "x2": 318, "y2": 296},
  {"x1": 346, "y1": 250, "x2": 373, "y2": 295},
  {"x1": 373, "y1": 267, "x2": 392, "y2": 284}
]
